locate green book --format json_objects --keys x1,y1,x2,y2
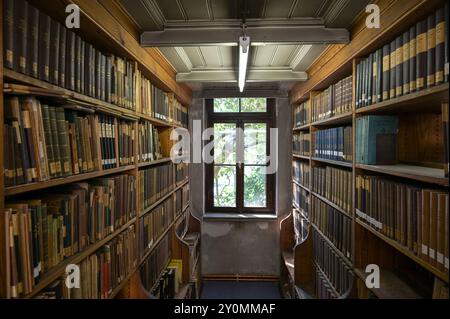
[{"x1": 55, "y1": 108, "x2": 72, "y2": 176}]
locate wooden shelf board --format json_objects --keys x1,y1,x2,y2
[
  {"x1": 137, "y1": 158, "x2": 173, "y2": 168},
  {"x1": 3, "y1": 68, "x2": 174, "y2": 127},
  {"x1": 293, "y1": 124, "x2": 310, "y2": 131},
  {"x1": 282, "y1": 251, "x2": 295, "y2": 282},
  {"x1": 311, "y1": 223, "x2": 353, "y2": 268},
  {"x1": 311, "y1": 112, "x2": 353, "y2": 127},
  {"x1": 353, "y1": 268, "x2": 423, "y2": 299},
  {"x1": 355, "y1": 219, "x2": 449, "y2": 283},
  {"x1": 293, "y1": 154, "x2": 310, "y2": 160},
  {"x1": 356, "y1": 83, "x2": 449, "y2": 115},
  {"x1": 311, "y1": 157, "x2": 353, "y2": 168},
  {"x1": 293, "y1": 180, "x2": 310, "y2": 192},
  {"x1": 355, "y1": 163, "x2": 448, "y2": 187},
  {"x1": 5, "y1": 165, "x2": 136, "y2": 196},
  {"x1": 24, "y1": 217, "x2": 137, "y2": 299},
  {"x1": 311, "y1": 191, "x2": 352, "y2": 219}
]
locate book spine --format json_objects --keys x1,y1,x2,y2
[
  {"x1": 75, "y1": 36, "x2": 82, "y2": 93},
  {"x1": 389, "y1": 40, "x2": 397, "y2": 99},
  {"x1": 395, "y1": 35, "x2": 403, "y2": 97},
  {"x1": 48, "y1": 107, "x2": 62, "y2": 176},
  {"x1": 3, "y1": 0, "x2": 15, "y2": 69},
  {"x1": 50, "y1": 20, "x2": 61, "y2": 85},
  {"x1": 38, "y1": 13, "x2": 51, "y2": 82},
  {"x1": 402, "y1": 31, "x2": 410, "y2": 95},
  {"x1": 14, "y1": 0, "x2": 28, "y2": 74},
  {"x1": 409, "y1": 26, "x2": 417, "y2": 93},
  {"x1": 55, "y1": 108, "x2": 72, "y2": 176},
  {"x1": 416, "y1": 19, "x2": 427, "y2": 91},
  {"x1": 27, "y1": 5, "x2": 39, "y2": 78},
  {"x1": 427, "y1": 14, "x2": 436, "y2": 88},
  {"x1": 66, "y1": 31, "x2": 76, "y2": 91},
  {"x1": 59, "y1": 27, "x2": 67, "y2": 88},
  {"x1": 435, "y1": 7, "x2": 445, "y2": 85}
]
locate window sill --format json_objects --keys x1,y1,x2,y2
[{"x1": 203, "y1": 213, "x2": 278, "y2": 222}]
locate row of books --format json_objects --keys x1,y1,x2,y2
[
  {"x1": 293, "y1": 184, "x2": 309, "y2": 213},
  {"x1": 175, "y1": 184, "x2": 190, "y2": 218},
  {"x1": 137, "y1": 121, "x2": 163, "y2": 163},
  {"x1": 139, "y1": 234, "x2": 172, "y2": 293},
  {"x1": 3, "y1": 96, "x2": 140, "y2": 187},
  {"x1": 356, "y1": 115, "x2": 398, "y2": 165},
  {"x1": 294, "y1": 100, "x2": 311, "y2": 128},
  {"x1": 313, "y1": 126, "x2": 353, "y2": 162},
  {"x1": 139, "y1": 197, "x2": 174, "y2": 258},
  {"x1": 34, "y1": 226, "x2": 137, "y2": 299},
  {"x1": 356, "y1": 175, "x2": 449, "y2": 272},
  {"x1": 355, "y1": 4, "x2": 449, "y2": 108},
  {"x1": 168, "y1": 94, "x2": 189, "y2": 128},
  {"x1": 3, "y1": 0, "x2": 181, "y2": 120},
  {"x1": 293, "y1": 160, "x2": 310, "y2": 187},
  {"x1": 312, "y1": 76, "x2": 353, "y2": 123},
  {"x1": 293, "y1": 132, "x2": 311, "y2": 157},
  {"x1": 311, "y1": 196, "x2": 352, "y2": 260},
  {"x1": 312, "y1": 166, "x2": 352, "y2": 213},
  {"x1": 313, "y1": 230, "x2": 354, "y2": 298},
  {"x1": 138, "y1": 163, "x2": 175, "y2": 211},
  {"x1": 118, "y1": 120, "x2": 135, "y2": 167},
  {"x1": 4, "y1": 175, "x2": 136, "y2": 298}
]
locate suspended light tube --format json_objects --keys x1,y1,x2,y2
[{"x1": 239, "y1": 36, "x2": 250, "y2": 92}]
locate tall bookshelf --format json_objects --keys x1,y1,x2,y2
[
  {"x1": 0, "y1": 0, "x2": 200, "y2": 299},
  {"x1": 282, "y1": 0, "x2": 449, "y2": 299}
]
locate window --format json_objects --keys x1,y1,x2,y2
[{"x1": 205, "y1": 98, "x2": 275, "y2": 214}]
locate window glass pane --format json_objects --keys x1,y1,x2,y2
[
  {"x1": 244, "y1": 166, "x2": 267, "y2": 207},
  {"x1": 241, "y1": 98, "x2": 267, "y2": 112},
  {"x1": 214, "y1": 123, "x2": 236, "y2": 164},
  {"x1": 244, "y1": 123, "x2": 267, "y2": 165},
  {"x1": 214, "y1": 98, "x2": 239, "y2": 112},
  {"x1": 214, "y1": 166, "x2": 236, "y2": 207}
]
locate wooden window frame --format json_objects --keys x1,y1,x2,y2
[{"x1": 205, "y1": 98, "x2": 276, "y2": 214}]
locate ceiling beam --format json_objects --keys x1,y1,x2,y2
[
  {"x1": 176, "y1": 68, "x2": 308, "y2": 83},
  {"x1": 141, "y1": 19, "x2": 349, "y2": 47}
]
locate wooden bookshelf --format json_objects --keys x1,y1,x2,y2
[
  {"x1": 293, "y1": 154, "x2": 310, "y2": 160},
  {"x1": 355, "y1": 163, "x2": 448, "y2": 186},
  {"x1": 0, "y1": 0, "x2": 196, "y2": 300},
  {"x1": 355, "y1": 83, "x2": 449, "y2": 115},
  {"x1": 356, "y1": 219, "x2": 449, "y2": 283},
  {"x1": 293, "y1": 124, "x2": 310, "y2": 131},
  {"x1": 292, "y1": 180, "x2": 310, "y2": 192},
  {"x1": 311, "y1": 192, "x2": 352, "y2": 219}
]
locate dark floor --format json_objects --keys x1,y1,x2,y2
[{"x1": 201, "y1": 281, "x2": 282, "y2": 299}]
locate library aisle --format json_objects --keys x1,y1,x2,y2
[{"x1": 0, "y1": 0, "x2": 448, "y2": 303}]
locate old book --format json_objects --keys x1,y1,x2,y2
[
  {"x1": 382, "y1": 44, "x2": 390, "y2": 101},
  {"x1": 55, "y1": 108, "x2": 73, "y2": 176},
  {"x1": 389, "y1": 40, "x2": 397, "y2": 99},
  {"x1": 75, "y1": 36, "x2": 82, "y2": 93},
  {"x1": 49, "y1": 20, "x2": 61, "y2": 85},
  {"x1": 435, "y1": 7, "x2": 445, "y2": 85},
  {"x1": 416, "y1": 19, "x2": 428, "y2": 91},
  {"x1": 445, "y1": 2, "x2": 449, "y2": 83},
  {"x1": 402, "y1": 31, "x2": 410, "y2": 95},
  {"x1": 59, "y1": 27, "x2": 67, "y2": 88},
  {"x1": 436, "y1": 193, "x2": 447, "y2": 271},
  {"x1": 429, "y1": 192, "x2": 438, "y2": 267},
  {"x1": 3, "y1": 0, "x2": 14, "y2": 69},
  {"x1": 48, "y1": 107, "x2": 62, "y2": 176},
  {"x1": 27, "y1": 4, "x2": 39, "y2": 78},
  {"x1": 409, "y1": 26, "x2": 417, "y2": 93},
  {"x1": 427, "y1": 14, "x2": 436, "y2": 87},
  {"x1": 443, "y1": 103, "x2": 449, "y2": 177},
  {"x1": 20, "y1": 107, "x2": 38, "y2": 182},
  {"x1": 395, "y1": 36, "x2": 403, "y2": 97},
  {"x1": 14, "y1": 0, "x2": 28, "y2": 74},
  {"x1": 38, "y1": 12, "x2": 51, "y2": 82},
  {"x1": 41, "y1": 105, "x2": 57, "y2": 177},
  {"x1": 66, "y1": 30, "x2": 76, "y2": 91}
]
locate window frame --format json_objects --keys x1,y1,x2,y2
[{"x1": 205, "y1": 98, "x2": 276, "y2": 214}]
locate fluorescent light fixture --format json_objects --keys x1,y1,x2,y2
[{"x1": 239, "y1": 36, "x2": 250, "y2": 92}]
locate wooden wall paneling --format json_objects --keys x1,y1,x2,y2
[
  {"x1": 398, "y1": 113, "x2": 444, "y2": 168},
  {"x1": 290, "y1": 0, "x2": 445, "y2": 104}
]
